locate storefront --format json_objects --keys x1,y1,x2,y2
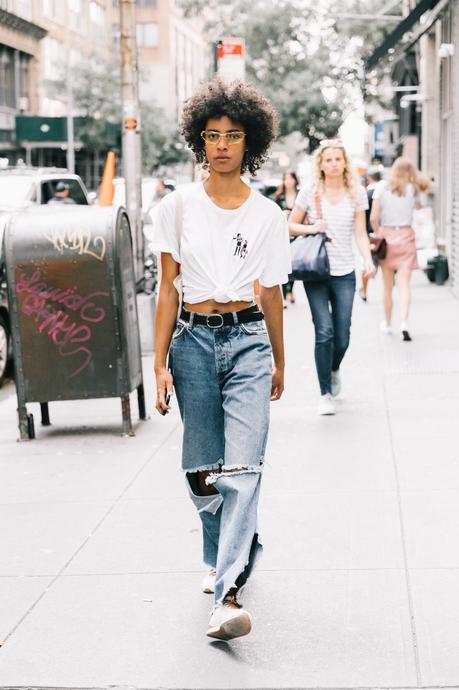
[
  {"x1": 14, "y1": 115, "x2": 120, "y2": 191},
  {"x1": 366, "y1": 0, "x2": 459, "y2": 298}
]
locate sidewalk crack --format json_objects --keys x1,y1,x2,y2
[{"x1": 380, "y1": 338, "x2": 422, "y2": 687}]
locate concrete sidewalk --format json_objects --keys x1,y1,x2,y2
[{"x1": 0, "y1": 271, "x2": 458, "y2": 689}]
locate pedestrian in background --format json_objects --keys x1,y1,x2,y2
[
  {"x1": 359, "y1": 166, "x2": 382, "y2": 302},
  {"x1": 275, "y1": 171, "x2": 300, "y2": 307},
  {"x1": 154, "y1": 178, "x2": 172, "y2": 203},
  {"x1": 47, "y1": 181, "x2": 76, "y2": 205},
  {"x1": 152, "y1": 78, "x2": 290, "y2": 640},
  {"x1": 370, "y1": 157, "x2": 429, "y2": 341},
  {"x1": 288, "y1": 139, "x2": 375, "y2": 415}
]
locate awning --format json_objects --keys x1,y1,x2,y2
[
  {"x1": 366, "y1": 0, "x2": 444, "y2": 71},
  {"x1": 15, "y1": 116, "x2": 120, "y2": 147}
]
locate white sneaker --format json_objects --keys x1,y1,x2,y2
[
  {"x1": 207, "y1": 603, "x2": 252, "y2": 641},
  {"x1": 318, "y1": 393, "x2": 336, "y2": 416},
  {"x1": 202, "y1": 569, "x2": 216, "y2": 594},
  {"x1": 380, "y1": 321, "x2": 392, "y2": 334},
  {"x1": 331, "y1": 370, "x2": 341, "y2": 397}
]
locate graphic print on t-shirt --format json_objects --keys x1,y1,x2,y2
[{"x1": 233, "y1": 233, "x2": 249, "y2": 259}]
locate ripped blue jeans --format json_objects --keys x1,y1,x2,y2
[{"x1": 168, "y1": 311, "x2": 272, "y2": 606}]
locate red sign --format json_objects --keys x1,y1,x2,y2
[
  {"x1": 216, "y1": 38, "x2": 245, "y2": 82},
  {"x1": 217, "y1": 39, "x2": 244, "y2": 59}
]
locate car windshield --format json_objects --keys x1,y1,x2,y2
[{"x1": 0, "y1": 176, "x2": 34, "y2": 207}]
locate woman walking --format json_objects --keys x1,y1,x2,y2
[
  {"x1": 359, "y1": 166, "x2": 382, "y2": 302},
  {"x1": 289, "y1": 139, "x2": 375, "y2": 415},
  {"x1": 275, "y1": 171, "x2": 300, "y2": 306},
  {"x1": 370, "y1": 157, "x2": 428, "y2": 341},
  {"x1": 152, "y1": 78, "x2": 290, "y2": 640}
]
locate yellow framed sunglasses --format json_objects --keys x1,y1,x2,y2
[{"x1": 201, "y1": 130, "x2": 246, "y2": 145}]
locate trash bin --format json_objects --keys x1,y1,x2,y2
[
  {"x1": 426, "y1": 255, "x2": 449, "y2": 285},
  {"x1": 3, "y1": 205, "x2": 146, "y2": 440}
]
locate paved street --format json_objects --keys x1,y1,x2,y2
[{"x1": 0, "y1": 271, "x2": 458, "y2": 689}]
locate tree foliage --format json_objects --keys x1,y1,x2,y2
[
  {"x1": 47, "y1": 57, "x2": 190, "y2": 172},
  {"x1": 179, "y1": 0, "x2": 393, "y2": 149}
]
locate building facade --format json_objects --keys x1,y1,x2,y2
[
  {"x1": 366, "y1": 0, "x2": 459, "y2": 298},
  {"x1": 1, "y1": 0, "x2": 206, "y2": 187},
  {"x1": 0, "y1": 0, "x2": 118, "y2": 185},
  {"x1": 0, "y1": 0, "x2": 46, "y2": 155},
  {"x1": 134, "y1": 0, "x2": 208, "y2": 119}
]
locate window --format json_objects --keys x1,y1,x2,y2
[
  {"x1": 69, "y1": 0, "x2": 83, "y2": 32},
  {"x1": 115, "y1": 0, "x2": 158, "y2": 5},
  {"x1": 42, "y1": 0, "x2": 65, "y2": 23},
  {"x1": 40, "y1": 179, "x2": 88, "y2": 205},
  {"x1": 0, "y1": 47, "x2": 14, "y2": 109},
  {"x1": 90, "y1": 2, "x2": 107, "y2": 42},
  {"x1": 0, "y1": 48, "x2": 30, "y2": 111},
  {"x1": 19, "y1": 53, "x2": 30, "y2": 106},
  {"x1": 70, "y1": 48, "x2": 82, "y2": 68},
  {"x1": 43, "y1": 37, "x2": 65, "y2": 80},
  {"x1": 15, "y1": 0, "x2": 33, "y2": 19},
  {"x1": 136, "y1": 22, "x2": 159, "y2": 48},
  {"x1": 185, "y1": 37, "x2": 193, "y2": 98}
]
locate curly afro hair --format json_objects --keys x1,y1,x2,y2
[{"x1": 180, "y1": 78, "x2": 278, "y2": 176}]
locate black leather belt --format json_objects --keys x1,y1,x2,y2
[{"x1": 180, "y1": 304, "x2": 264, "y2": 328}]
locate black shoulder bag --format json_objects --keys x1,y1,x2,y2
[{"x1": 290, "y1": 191, "x2": 330, "y2": 282}]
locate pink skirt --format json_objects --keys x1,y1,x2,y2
[{"x1": 379, "y1": 226, "x2": 417, "y2": 270}]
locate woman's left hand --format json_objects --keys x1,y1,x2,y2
[
  {"x1": 271, "y1": 366, "x2": 284, "y2": 401},
  {"x1": 363, "y1": 261, "x2": 376, "y2": 279}
]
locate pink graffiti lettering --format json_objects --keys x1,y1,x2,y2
[
  {"x1": 16, "y1": 269, "x2": 109, "y2": 378},
  {"x1": 16, "y1": 270, "x2": 109, "y2": 323}
]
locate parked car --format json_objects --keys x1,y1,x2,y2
[
  {"x1": 0, "y1": 166, "x2": 90, "y2": 212},
  {"x1": 0, "y1": 166, "x2": 90, "y2": 385}
]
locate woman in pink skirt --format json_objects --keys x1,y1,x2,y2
[{"x1": 370, "y1": 158, "x2": 429, "y2": 341}]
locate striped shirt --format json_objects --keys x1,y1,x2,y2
[{"x1": 295, "y1": 185, "x2": 368, "y2": 276}]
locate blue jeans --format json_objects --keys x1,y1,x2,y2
[
  {"x1": 303, "y1": 271, "x2": 356, "y2": 395},
  {"x1": 168, "y1": 312, "x2": 272, "y2": 605}
]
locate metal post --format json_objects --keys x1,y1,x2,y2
[
  {"x1": 119, "y1": 0, "x2": 143, "y2": 283},
  {"x1": 66, "y1": 51, "x2": 75, "y2": 174}
]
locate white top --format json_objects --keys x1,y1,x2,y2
[
  {"x1": 295, "y1": 184, "x2": 368, "y2": 276},
  {"x1": 372, "y1": 180, "x2": 425, "y2": 227},
  {"x1": 151, "y1": 181, "x2": 291, "y2": 304}
]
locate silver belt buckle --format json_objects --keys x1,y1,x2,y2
[{"x1": 206, "y1": 313, "x2": 225, "y2": 328}]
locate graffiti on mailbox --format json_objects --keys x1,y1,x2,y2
[
  {"x1": 16, "y1": 269, "x2": 110, "y2": 378},
  {"x1": 44, "y1": 226, "x2": 107, "y2": 262}
]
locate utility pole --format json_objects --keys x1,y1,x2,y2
[
  {"x1": 66, "y1": 51, "x2": 75, "y2": 173},
  {"x1": 119, "y1": 0, "x2": 143, "y2": 283}
]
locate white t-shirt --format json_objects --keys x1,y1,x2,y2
[
  {"x1": 372, "y1": 180, "x2": 425, "y2": 227},
  {"x1": 151, "y1": 181, "x2": 291, "y2": 304},
  {"x1": 295, "y1": 184, "x2": 368, "y2": 276}
]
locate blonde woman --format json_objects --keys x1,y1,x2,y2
[
  {"x1": 289, "y1": 139, "x2": 375, "y2": 415},
  {"x1": 370, "y1": 158, "x2": 428, "y2": 341}
]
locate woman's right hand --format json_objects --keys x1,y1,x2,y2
[
  {"x1": 310, "y1": 219, "x2": 326, "y2": 234},
  {"x1": 155, "y1": 366, "x2": 174, "y2": 415}
]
